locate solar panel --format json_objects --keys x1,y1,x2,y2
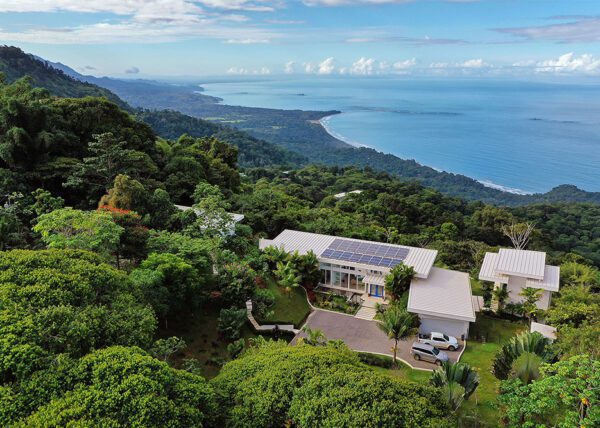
[{"x1": 321, "y1": 238, "x2": 409, "y2": 268}]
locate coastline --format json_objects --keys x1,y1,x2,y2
[{"x1": 318, "y1": 113, "x2": 532, "y2": 196}]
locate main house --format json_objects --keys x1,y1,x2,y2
[
  {"x1": 478, "y1": 248, "x2": 560, "y2": 310},
  {"x1": 259, "y1": 229, "x2": 476, "y2": 338}
]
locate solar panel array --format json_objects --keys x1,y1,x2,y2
[{"x1": 320, "y1": 238, "x2": 409, "y2": 268}]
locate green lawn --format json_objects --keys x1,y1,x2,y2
[
  {"x1": 369, "y1": 313, "x2": 527, "y2": 426},
  {"x1": 257, "y1": 278, "x2": 312, "y2": 327}
]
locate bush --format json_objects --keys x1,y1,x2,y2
[
  {"x1": 217, "y1": 307, "x2": 248, "y2": 340},
  {"x1": 358, "y1": 352, "x2": 394, "y2": 368},
  {"x1": 253, "y1": 288, "x2": 276, "y2": 319}
]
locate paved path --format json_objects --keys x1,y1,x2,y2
[
  {"x1": 246, "y1": 300, "x2": 299, "y2": 334},
  {"x1": 294, "y1": 309, "x2": 461, "y2": 371}
]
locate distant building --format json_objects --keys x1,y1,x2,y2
[
  {"x1": 260, "y1": 229, "x2": 476, "y2": 337},
  {"x1": 478, "y1": 248, "x2": 560, "y2": 310},
  {"x1": 175, "y1": 204, "x2": 244, "y2": 236},
  {"x1": 333, "y1": 190, "x2": 362, "y2": 199}
]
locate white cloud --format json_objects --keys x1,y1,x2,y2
[
  {"x1": 533, "y1": 52, "x2": 600, "y2": 75},
  {"x1": 317, "y1": 57, "x2": 336, "y2": 74},
  {"x1": 199, "y1": 1, "x2": 277, "y2": 12},
  {"x1": 350, "y1": 57, "x2": 376, "y2": 75},
  {"x1": 125, "y1": 66, "x2": 140, "y2": 74},
  {"x1": 284, "y1": 61, "x2": 296, "y2": 74},
  {"x1": 227, "y1": 66, "x2": 271, "y2": 74},
  {"x1": 392, "y1": 57, "x2": 416, "y2": 71},
  {"x1": 460, "y1": 58, "x2": 486, "y2": 68},
  {"x1": 224, "y1": 38, "x2": 269, "y2": 44}
]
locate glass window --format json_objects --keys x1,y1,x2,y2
[
  {"x1": 443, "y1": 334, "x2": 450, "y2": 341},
  {"x1": 333, "y1": 271, "x2": 341, "y2": 286},
  {"x1": 432, "y1": 348, "x2": 440, "y2": 355}
]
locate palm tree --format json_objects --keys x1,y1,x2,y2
[
  {"x1": 377, "y1": 306, "x2": 416, "y2": 368},
  {"x1": 300, "y1": 326, "x2": 327, "y2": 346},
  {"x1": 519, "y1": 287, "x2": 542, "y2": 325},
  {"x1": 262, "y1": 245, "x2": 289, "y2": 268},
  {"x1": 298, "y1": 250, "x2": 320, "y2": 288},
  {"x1": 492, "y1": 331, "x2": 556, "y2": 384},
  {"x1": 430, "y1": 361, "x2": 480, "y2": 412}
]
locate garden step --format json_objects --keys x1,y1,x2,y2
[{"x1": 354, "y1": 306, "x2": 378, "y2": 320}]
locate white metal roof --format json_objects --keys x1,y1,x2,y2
[
  {"x1": 496, "y1": 248, "x2": 546, "y2": 280},
  {"x1": 526, "y1": 265, "x2": 560, "y2": 292},
  {"x1": 408, "y1": 267, "x2": 476, "y2": 323},
  {"x1": 259, "y1": 229, "x2": 437, "y2": 279},
  {"x1": 478, "y1": 253, "x2": 508, "y2": 283},
  {"x1": 530, "y1": 322, "x2": 557, "y2": 340}
]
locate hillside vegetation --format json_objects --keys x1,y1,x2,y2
[{"x1": 0, "y1": 76, "x2": 597, "y2": 427}]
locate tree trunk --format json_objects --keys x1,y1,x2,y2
[{"x1": 393, "y1": 340, "x2": 398, "y2": 368}]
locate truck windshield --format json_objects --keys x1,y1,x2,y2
[
  {"x1": 443, "y1": 334, "x2": 450, "y2": 341},
  {"x1": 432, "y1": 347, "x2": 439, "y2": 355}
]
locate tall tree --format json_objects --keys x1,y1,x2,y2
[
  {"x1": 33, "y1": 207, "x2": 123, "y2": 257},
  {"x1": 384, "y1": 263, "x2": 416, "y2": 300}
]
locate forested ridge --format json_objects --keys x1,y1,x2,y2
[
  {"x1": 0, "y1": 61, "x2": 598, "y2": 426},
  {"x1": 18, "y1": 44, "x2": 600, "y2": 206}
]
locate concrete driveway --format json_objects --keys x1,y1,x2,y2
[{"x1": 293, "y1": 309, "x2": 461, "y2": 371}]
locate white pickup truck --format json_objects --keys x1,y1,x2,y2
[{"x1": 417, "y1": 332, "x2": 460, "y2": 351}]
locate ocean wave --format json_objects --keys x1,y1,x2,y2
[{"x1": 478, "y1": 180, "x2": 532, "y2": 195}]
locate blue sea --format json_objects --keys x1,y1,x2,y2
[{"x1": 201, "y1": 78, "x2": 600, "y2": 194}]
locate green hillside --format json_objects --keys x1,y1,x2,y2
[{"x1": 0, "y1": 46, "x2": 127, "y2": 108}]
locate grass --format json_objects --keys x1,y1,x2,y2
[
  {"x1": 257, "y1": 277, "x2": 311, "y2": 327},
  {"x1": 366, "y1": 313, "x2": 527, "y2": 426}
]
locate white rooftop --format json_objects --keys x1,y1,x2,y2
[
  {"x1": 334, "y1": 190, "x2": 362, "y2": 199},
  {"x1": 496, "y1": 248, "x2": 546, "y2": 280},
  {"x1": 526, "y1": 265, "x2": 560, "y2": 292},
  {"x1": 530, "y1": 322, "x2": 557, "y2": 340},
  {"x1": 479, "y1": 249, "x2": 559, "y2": 291},
  {"x1": 175, "y1": 205, "x2": 245, "y2": 223},
  {"x1": 408, "y1": 267, "x2": 476, "y2": 323},
  {"x1": 259, "y1": 229, "x2": 437, "y2": 279}
]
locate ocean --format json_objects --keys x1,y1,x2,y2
[{"x1": 201, "y1": 78, "x2": 600, "y2": 194}]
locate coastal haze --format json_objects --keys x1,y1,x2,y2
[{"x1": 202, "y1": 78, "x2": 600, "y2": 194}]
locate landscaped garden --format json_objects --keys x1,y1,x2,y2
[
  {"x1": 254, "y1": 277, "x2": 312, "y2": 327},
  {"x1": 311, "y1": 289, "x2": 360, "y2": 315}
]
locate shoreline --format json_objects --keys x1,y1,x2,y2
[{"x1": 317, "y1": 113, "x2": 532, "y2": 196}]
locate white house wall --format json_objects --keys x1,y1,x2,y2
[
  {"x1": 506, "y1": 276, "x2": 552, "y2": 310},
  {"x1": 418, "y1": 314, "x2": 470, "y2": 338}
]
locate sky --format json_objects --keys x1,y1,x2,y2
[{"x1": 0, "y1": 0, "x2": 599, "y2": 79}]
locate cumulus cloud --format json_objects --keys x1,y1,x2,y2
[
  {"x1": 125, "y1": 66, "x2": 140, "y2": 74},
  {"x1": 317, "y1": 57, "x2": 336, "y2": 74},
  {"x1": 460, "y1": 58, "x2": 487, "y2": 68},
  {"x1": 284, "y1": 61, "x2": 296, "y2": 74},
  {"x1": 227, "y1": 66, "x2": 271, "y2": 74},
  {"x1": 350, "y1": 57, "x2": 376, "y2": 75},
  {"x1": 393, "y1": 58, "x2": 416, "y2": 71},
  {"x1": 532, "y1": 52, "x2": 600, "y2": 75}
]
